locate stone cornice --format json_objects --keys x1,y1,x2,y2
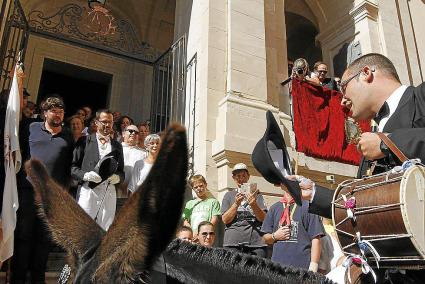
[
  {"x1": 316, "y1": 1, "x2": 378, "y2": 46},
  {"x1": 316, "y1": 13, "x2": 354, "y2": 45},
  {"x1": 349, "y1": 0, "x2": 379, "y2": 23},
  {"x1": 219, "y1": 90, "x2": 292, "y2": 121}
]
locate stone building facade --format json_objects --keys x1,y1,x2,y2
[{"x1": 1, "y1": 0, "x2": 424, "y2": 204}]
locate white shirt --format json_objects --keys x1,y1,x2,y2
[
  {"x1": 128, "y1": 159, "x2": 153, "y2": 193},
  {"x1": 121, "y1": 143, "x2": 147, "y2": 184},
  {"x1": 96, "y1": 133, "x2": 112, "y2": 159},
  {"x1": 378, "y1": 85, "x2": 408, "y2": 131},
  {"x1": 77, "y1": 133, "x2": 115, "y2": 231}
]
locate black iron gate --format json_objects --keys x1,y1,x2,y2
[
  {"x1": 150, "y1": 35, "x2": 187, "y2": 133},
  {"x1": 0, "y1": 0, "x2": 29, "y2": 93}
]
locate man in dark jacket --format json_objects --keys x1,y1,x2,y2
[
  {"x1": 300, "y1": 53, "x2": 425, "y2": 219},
  {"x1": 71, "y1": 109, "x2": 124, "y2": 230}
]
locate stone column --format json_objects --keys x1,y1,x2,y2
[{"x1": 211, "y1": 0, "x2": 289, "y2": 200}]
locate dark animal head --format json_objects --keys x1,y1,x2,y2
[{"x1": 25, "y1": 123, "x2": 188, "y2": 283}]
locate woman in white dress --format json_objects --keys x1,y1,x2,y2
[{"x1": 128, "y1": 133, "x2": 161, "y2": 193}]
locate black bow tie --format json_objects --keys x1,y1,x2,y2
[{"x1": 374, "y1": 102, "x2": 390, "y2": 124}]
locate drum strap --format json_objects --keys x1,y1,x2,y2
[{"x1": 377, "y1": 133, "x2": 408, "y2": 163}]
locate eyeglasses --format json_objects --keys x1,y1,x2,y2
[
  {"x1": 339, "y1": 70, "x2": 363, "y2": 95},
  {"x1": 127, "y1": 129, "x2": 139, "y2": 134},
  {"x1": 317, "y1": 70, "x2": 327, "y2": 74},
  {"x1": 97, "y1": 120, "x2": 112, "y2": 126},
  {"x1": 201, "y1": 232, "x2": 215, "y2": 237}
]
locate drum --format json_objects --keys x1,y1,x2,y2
[{"x1": 332, "y1": 165, "x2": 425, "y2": 269}]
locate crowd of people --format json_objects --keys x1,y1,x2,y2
[
  {"x1": 1, "y1": 52, "x2": 424, "y2": 283},
  {"x1": 176, "y1": 163, "x2": 336, "y2": 275},
  {"x1": 0, "y1": 94, "x2": 156, "y2": 283}
]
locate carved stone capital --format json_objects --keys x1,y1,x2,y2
[{"x1": 349, "y1": 0, "x2": 379, "y2": 23}]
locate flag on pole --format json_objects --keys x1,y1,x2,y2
[{"x1": 0, "y1": 63, "x2": 24, "y2": 261}]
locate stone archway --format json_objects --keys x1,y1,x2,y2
[{"x1": 285, "y1": 11, "x2": 322, "y2": 66}]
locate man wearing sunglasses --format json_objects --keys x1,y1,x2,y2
[
  {"x1": 312, "y1": 62, "x2": 338, "y2": 91},
  {"x1": 121, "y1": 125, "x2": 146, "y2": 195}
]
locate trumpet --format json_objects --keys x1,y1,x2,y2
[{"x1": 344, "y1": 117, "x2": 362, "y2": 144}]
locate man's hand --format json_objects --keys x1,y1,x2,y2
[
  {"x1": 246, "y1": 191, "x2": 258, "y2": 206},
  {"x1": 286, "y1": 175, "x2": 315, "y2": 201},
  {"x1": 107, "y1": 174, "x2": 120, "y2": 185},
  {"x1": 234, "y1": 193, "x2": 245, "y2": 206},
  {"x1": 83, "y1": 171, "x2": 102, "y2": 183},
  {"x1": 357, "y1": 132, "x2": 385, "y2": 160},
  {"x1": 273, "y1": 226, "x2": 291, "y2": 241}
]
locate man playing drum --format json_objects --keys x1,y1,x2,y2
[{"x1": 293, "y1": 53, "x2": 425, "y2": 282}]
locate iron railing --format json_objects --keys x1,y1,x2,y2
[
  {"x1": 150, "y1": 35, "x2": 187, "y2": 133},
  {"x1": 0, "y1": 0, "x2": 29, "y2": 93}
]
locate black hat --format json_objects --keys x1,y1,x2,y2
[
  {"x1": 251, "y1": 110, "x2": 302, "y2": 205},
  {"x1": 88, "y1": 152, "x2": 119, "y2": 188}
]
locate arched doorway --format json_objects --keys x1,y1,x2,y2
[{"x1": 285, "y1": 11, "x2": 322, "y2": 66}]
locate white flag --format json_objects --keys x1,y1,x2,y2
[{"x1": 0, "y1": 64, "x2": 22, "y2": 261}]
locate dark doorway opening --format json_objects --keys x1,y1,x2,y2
[
  {"x1": 285, "y1": 12, "x2": 322, "y2": 66},
  {"x1": 38, "y1": 59, "x2": 112, "y2": 117}
]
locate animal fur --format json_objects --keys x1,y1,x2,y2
[
  {"x1": 25, "y1": 123, "x2": 332, "y2": 284},
  {"x1": 164, "y1": 239, "x2": 332, "y2": 284},
  {"x1": 26, "y1": 124, "x2": 188, "y2": 283}
]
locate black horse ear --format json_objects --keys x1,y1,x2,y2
[{"x1": 252, "y1": 111, "x2": 302, "y2": 205}]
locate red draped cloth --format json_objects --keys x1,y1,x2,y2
[{"x1": 291, "y1": 79, "x2": 370, "y2": 165}]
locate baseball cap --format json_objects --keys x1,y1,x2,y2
[{"x1": 232, "y1": 163, "x2": 248, "y2": 173}]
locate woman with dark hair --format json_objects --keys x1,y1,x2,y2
[{"x1": 114, "y1": 115, "x2": 133, "y2": 142}]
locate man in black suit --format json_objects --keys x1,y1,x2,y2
[
  {"x1": 298, "y1": 53, "x2": 425, "y2": 219},
  {"x1": 71, "y1": 109, "x2": 124, "y2": 230}
]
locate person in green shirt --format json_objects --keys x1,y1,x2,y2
[{"x1": 182, "y1": 175, "x2": 221, "y2": 238}]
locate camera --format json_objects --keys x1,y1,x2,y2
[
  {"x1": 292, "y1": 58, "x2": 309, "y2": 79},
  {"x1": 295, "y1": 68, "x2": 305, "y2": 75}
]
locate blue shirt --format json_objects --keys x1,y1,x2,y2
[
  {"x1": 261, "y1": 201, "x2": 324, "y2": 269},
  {"x1": 26, "y1": 121, "x2": 74, "y2": 187}
]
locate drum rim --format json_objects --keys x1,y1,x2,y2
[{"x1": 400, "y1": 165, "x2": 425, "y2": 258}]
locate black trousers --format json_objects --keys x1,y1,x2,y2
[{"x1": 10, "y1": 187, "x2": 51, "y2": 284}]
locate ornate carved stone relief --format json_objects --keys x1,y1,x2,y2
[{"x1": 28, "y1": 3, "x2": 161, "y2": 62}]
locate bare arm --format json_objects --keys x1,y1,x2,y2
[
  {"x1": 309, "y1": 237, "x2": 321, "y2": 272},
  {"x1": 210, "y1": 215, "x2": 219, "y2": 226},
  {"x1": 222, "y1": 203, "x2": 238, "y2": 225},
  {"x1": 247, "y1": 193, "x2": 266, "y2": 222},
  {"x1": 263, "y1": 226, "x2": 291, "y2": 245},
  {"x1": 222, "y1": 193, "x2": 244, "y2": 225}
]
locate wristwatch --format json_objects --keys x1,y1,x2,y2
[
  {"x1": 271, "y1": 232, "x2": 277, "y2": 243},
  {"x1": 380, "y1": 140, "x2": 391, "y2": 157}
]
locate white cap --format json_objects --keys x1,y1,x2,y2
[{"x1": 232, "y1": 163, "x2": 248, "y2": 173}]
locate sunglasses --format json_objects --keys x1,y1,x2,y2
[
  {"x1": 127, "y1": 129, "x2": 139, "y2": 134},
  {"x1": 201, "y1": 232, "x2": 215, "y2": 237}
]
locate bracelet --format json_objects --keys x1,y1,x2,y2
[{"x1": 271, "y1": 232, "x2": 276, "y2": 242}]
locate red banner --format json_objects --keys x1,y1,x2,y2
[{"x1": 291, "y1": 79, "x2": 370, "y2": 165}]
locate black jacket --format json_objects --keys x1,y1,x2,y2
[
  {"x1": 71, "y1": 133, "x2": 125, "y2": 186},
  {"x1": 309, "y1": 82, "x2": 425, "y2": 218}
]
